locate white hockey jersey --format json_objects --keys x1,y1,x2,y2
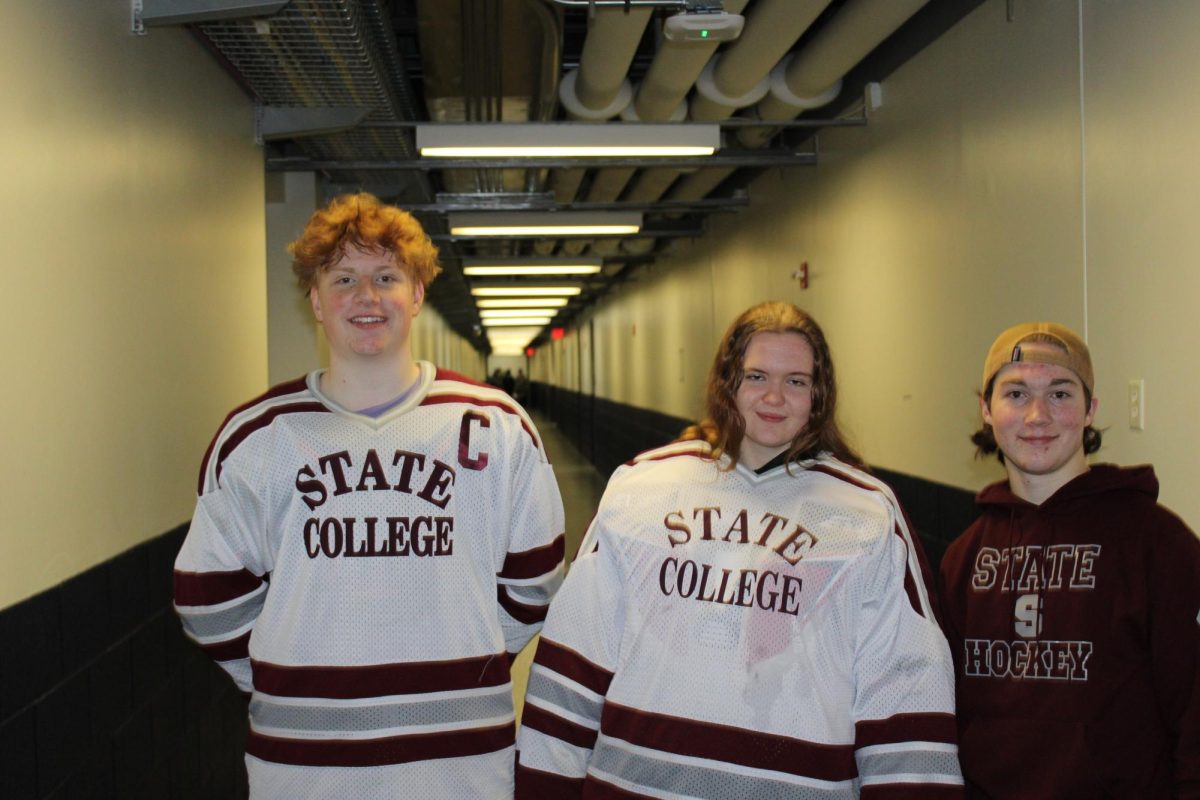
[
  {"x1": 174, "y1": 363, "x2": 565, "y2": 799},
  {"x1": 515, "y1": 441, "x2": 962, "y2": 799}
]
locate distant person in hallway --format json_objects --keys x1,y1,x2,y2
[
  {"x1": 516, "y1": 301, "x2": 963, "y2": 798},
  {"x1": 173, "y1": 192, "x2": 565, "y2": 799},
  {"x1": 938, "y1": 322, "x2": 1200, "y2": 799},
  {"x1": 514, "y1": 368, "x2": 530, "y2": 407}
]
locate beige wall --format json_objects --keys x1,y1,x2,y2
[
  {"x1": 0, "y1": 4, "x2": 268, "y2": 607},
  {"x1": 536, "y1": 0, "x2": 1199, "y2": 529}
]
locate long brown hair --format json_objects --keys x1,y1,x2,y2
[{"x1": 680, "y1": 302, "x2": 862, "y2": 468}]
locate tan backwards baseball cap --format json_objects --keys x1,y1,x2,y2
[{"x1": 982, "y1": 322, "x2": 1094, "y2": 395}]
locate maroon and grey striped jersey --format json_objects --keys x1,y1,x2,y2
[
  {"x1": 516, "y1": 441, "x2": 962, "y2": 799},
  {"x1": 174, "y1": 363, "x2": 565, "y2": 799}
]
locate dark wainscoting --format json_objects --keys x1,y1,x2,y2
[
  {"x1": 0, "y1": 525, "x2": 248, "y2": 800},
  {"x1": 529, "y1": 381, "x2": 979, "y2": 571}
]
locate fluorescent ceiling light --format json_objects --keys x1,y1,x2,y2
[
  {"x1": 472, "y1": 286, "x2": 582, "y2": 297},
  {"x1": 462, "y1": 257, "x2": 602, "y2": 277},
  {"x1": 490, "y1": 346, "x2": 529, "y2": 356},
  {"x1": 449, "y1": 212, "x2": 641, "y2": 237},
  {"x1": 482, "y1": 317, "x2": 554, "y2": 327},
  {"x1": 464, "y1": 265, "x2": 601, "y2": 276},
  {"x1": 488, "y1": 327, "x2": 541, "y2": 344},
  {"x1": 418, "y1": 123, "x2": 719, "y2": 158},
  {"x1": 476, "y1": 298, "x2": 569, "y2": 309},
  {"x1": 480, "y1": 308, "x2": 562, "y2": 319}
]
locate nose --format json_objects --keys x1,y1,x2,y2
[
  {"x1": 762, "y1": 382, "x2": 785, "y2": 405},
  {"x1": 354, "y1": 280, "x2": 379, "y2": 303},
  {"x1": 1025, "y1": 396, "x2": 1051, "y2": 424}
]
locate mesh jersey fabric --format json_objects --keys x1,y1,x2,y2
[
  {"x1": 516, "y1": 441, "x2": 963, "y2": 799},
  {"x1": 174, "y1": 362, "x2": 566, "y2": 799}
]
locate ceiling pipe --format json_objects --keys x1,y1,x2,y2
[
  {"x1": 551, "y1": 6, "x2": 651, "y2": 256},
  {"x1": 558, "y1": 6, "x2": 653, "y2": 120},
  {"x1": 626, "y1": 0, "x2": 751, "y2": 123},
  {"x1": 690, "y1": 0, "x2": 831, "y2": 121},
  {"x1": 739, "y1": 0, "x2": 929, "y2": 147},
  {"x1": 617, "y1": 0, "x2": 828, "y2": 251},
  {"x1": 673, "y1": 0, "x2": 928, "y2": 201},
  {"x1": 581, "y1": 0, "x2": 752, "y2": 223}
]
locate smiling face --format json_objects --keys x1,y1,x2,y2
[
  {"x1": 309, "y1": 244, "x2": 424, "y2": 369},
  {"x1": 734, "y1": 332, "x2": 815, "y2": 469},
  {"x1": 983, "y1": 361, "x2": 1098, "y2": 498}
]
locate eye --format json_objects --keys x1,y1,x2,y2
[
  {"x1": 1003, "y1": 389, "x2": 1025, "y2": 400},
  {"x1": 1051, "y1": 390, "x2": 1073, "y2": 401},
  {"x1": 787, "y1": 377, "x2": 811, "y2": 388},
  {"x1": 743, "y1": 371, "x2": 764, "y2": 382}
]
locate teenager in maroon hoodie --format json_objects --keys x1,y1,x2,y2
[{"x1": 939, "y1": 322, "x2": 1200, "y2": 799}]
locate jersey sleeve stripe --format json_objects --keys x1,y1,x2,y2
[
  {"x1": 200, "y1": 630, "x2": 252, "y2": 662},
  {"x1": 856, "y1": 745, "x2": 963, "y2": 786},
  {"x1": 245, "y1": 721, "x2": 514, "y2": 768},
  {"x1": 173, "y1": 568, "x2": 265, "y2": 606},
  {"x1": 250, "y1": 653, "x2": 511, "y2": 699},
  {"x1": 533, "y1": 639, "x2": 615, "y2": 697},
  {"x1": 600, "y1": 700, "x2": 858, "y2": 781},
  {"x1": 515, "y1": 763, "x2": 586, "y2": 797},
  {"x1": 522, "y1": 703, "x2": 601, "y2": 750},
  {"x1": 501, "y1": 534, "x2": 566, "y2": 580},
  {"x1": 498, "y1": 586, "x2": 550, "y2": 625},
  {"x1": 854, "y1": 712, "x2": 958, "y2": 748}
]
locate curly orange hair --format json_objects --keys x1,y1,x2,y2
[{"x1": 288, "y1": 193, "x2": 441, "y2": 292}]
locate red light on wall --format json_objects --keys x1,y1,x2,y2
[
  {"x1": 550, "y1": 327, "x2": 566, "y2": 341},
  {"x1": 525, "y1": 346, "x2": 536, "y2": 357}
]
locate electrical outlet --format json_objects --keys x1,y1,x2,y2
[{"x1": 1128, "y1": 379, "x2": 1145, "y2": 430}]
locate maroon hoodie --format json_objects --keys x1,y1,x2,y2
[{"x1": 939, "y1": 465, "x2": 1200, "y2": 799}]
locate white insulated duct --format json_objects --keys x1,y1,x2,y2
[
  {"x1": 690, "y1": 0, "x2": 831, "y2": 121},
  {"x1": 627, "y1": 0, "x2": 751, "y2": 123},
  {"x1": 615, "y1": 0, "x2": 821, "y2": 252},
  {"x1": 558, "y1": 6, "x2": 653, "y2": 120},
  {"x1": 621, "y1": 0, "x2": 829, "y2": 243},
  {"x1": 740, "y1": 0, "x2": 930, "y2": 146}
]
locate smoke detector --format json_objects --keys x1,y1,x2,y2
[{"x1": 663, "y1": 10, "x2": 744, "y2": 42}]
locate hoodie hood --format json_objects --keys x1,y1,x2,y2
[{"x1": 976, "y1": 463, "x2": 1159, "y2": 512}]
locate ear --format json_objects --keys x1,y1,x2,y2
[
  {"x1": 309, "y1": 286, "x2": 322, "y2": 322},
  {"x1": 979, "y1": 393, "x2": 993, "y2": 426},
  {"x1": 1084, "y1": 394, "x2": 1098, "y2": 427},
  {"x1": 412, "y1": 279, "x2": 425, "y2": 315}
]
